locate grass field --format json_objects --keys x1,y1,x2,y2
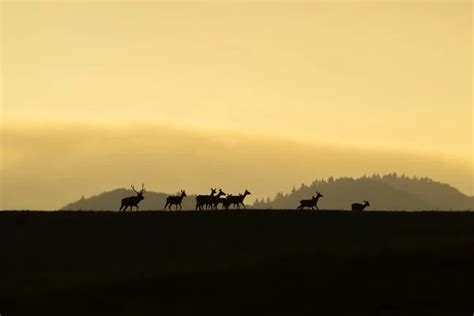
[{"x1": 1, "y1": 210, "x2": 473, "y2": 315}]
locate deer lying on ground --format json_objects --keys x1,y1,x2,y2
[
  {"x1": 297, "y1": 192, "x2": 323, "y2": 210},
  {"x1": 196, "y1": 188, "x2": 217, "y2": 211},
  {"x1": 351, "y1": 200, "x2": 370, "y2": 211},
  {"x1": 164, "y1": 190, "x2": 187, "y2": 211},
  {"x1": 119, "y1": 184, "x2": 145, "y2": 211},
  {"x1": 223, "y1": 190, "x2": 251, "y2": 210}
]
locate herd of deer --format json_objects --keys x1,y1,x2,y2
[{"x1": 119, "y1": 184, "x2": 371, "y2": 212}]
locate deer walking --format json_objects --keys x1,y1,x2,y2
[
  {"x1": 196, "y1": 188, "x2": 217, "y2": 211},
  {"x1": 119, "y1": 184, "x2": 145, "y2": 211},
  {"x1": 297, "y1": 192, "x2": 323, "y2": 210},
  {"x1": 214, "y1": 196, "x2": 229, "y2": 210},
  {"x1": 351, "y1": 200, "x2": 370, "y2": 211},
  {"x1": 207, "y1": 189, "x2": 226, "y2": 210},
  {"x1": 224, "y1": 190, "x2": 251, "y2": 210},
  {"x1": 164, "y1": 190, "x2": 187, "y2": 211}
]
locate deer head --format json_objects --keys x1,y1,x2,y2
[
  {"x1": 217, "y1": 189, "x2": 226, "y2": 197},
  {"x1": 364, "y1": 200, "x2": 370, "y2": 207},
  {"x1": 210, "y1": 188, "x2": 217, "y2": 196},
  {"x1": 131, "y1": 184, "x2": 145, "y2": 201},
  {"x1": 316, "y1": 192, "x2": 324, "y2": 198},
  {"x1": 181, "y1": 190, "x2": 187, "y2": 197}
]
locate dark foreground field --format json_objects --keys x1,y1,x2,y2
[{"x1": 0, "y1": 210, "x2": 473, "y2": 316}]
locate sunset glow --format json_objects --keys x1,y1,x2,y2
[{"x1": 1, "y1": 1, "x2": 472, "y2": 209}]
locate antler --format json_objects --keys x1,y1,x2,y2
[{"x1": 131, "y1": 184, "x2": 144, "y2": 194}]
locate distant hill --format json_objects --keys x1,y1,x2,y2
[
  {"x1": 62, "y1": 174, "x2": 473, "y2": 211},
  {"x1": 254, "y1": 173, "x2": 473, "y2": 211}
]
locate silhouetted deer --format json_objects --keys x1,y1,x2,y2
[
  {"x1": 297, "y1": 192, "x2": 323, "y2": 210},
  {"x1": 224, "y1": 190, "x2": 251, "y2": 210},
  {"x1": 119, "y1": 184, "x2": 145, "y2": 211},
  {"x1": 208, "y1": 189, "x2": 226, "y2": 210},
  {"x1": 215, "y1": 196, "x2": 229, "y2": 210},
  {"x1": 352, "y1": 200, "x2": 370, "y2": 211},
  {"x1": 164, "y1": 190, "x2": 187, "y2": 211},
  {"x1": 196, "y1": 188, "x2": 217, "y2": 211}
]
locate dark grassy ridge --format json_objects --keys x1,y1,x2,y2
[{"x1": 0, "y1": 210, "x2": 473, "y2": 315}]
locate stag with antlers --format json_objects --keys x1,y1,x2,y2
[
  {"x1": 164, "y1": 190, "x2": 187, "y2": 211},
  {"x1": 119, "y1": 184, "x2": 145, "y2": 211}
]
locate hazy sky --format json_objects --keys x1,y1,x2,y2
[{"x1": 1, "y1": 1, "x2": 472, "y2": 209}]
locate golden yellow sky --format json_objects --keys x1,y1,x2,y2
[{"x1": 1, "y1": 1, "x2": 472, "y2": 209}]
